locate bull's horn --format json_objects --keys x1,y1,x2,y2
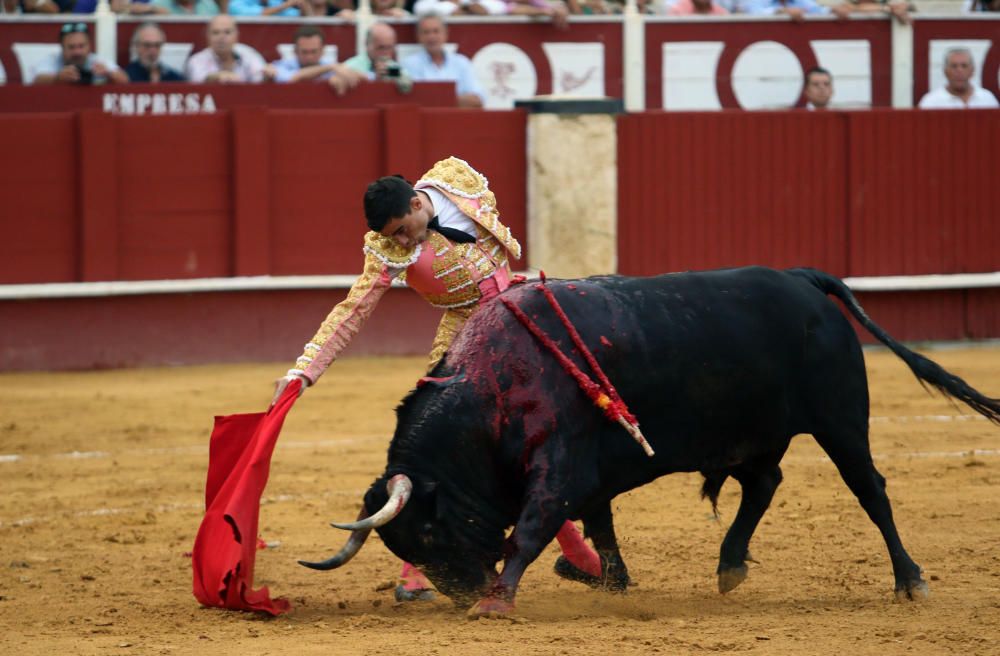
[
  {"x1": 298, "y1": 508, "x2": 372, "y2": 570},
  {"x1": 331, "y1": 474, "x2": 413, "y2": 531}
]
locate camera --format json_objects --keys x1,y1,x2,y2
[
  {"x1": 386, "y1": 62, "x2": 401, "y2": 79},
  {"x1": 76, "y1": 64, "x2": 94, "y2": 85}
]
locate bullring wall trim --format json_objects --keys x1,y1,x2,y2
[{"x1": 1, "y1": 271, "x2": 998, "y2": 300}]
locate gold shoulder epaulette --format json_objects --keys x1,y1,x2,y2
[
  {"x1": 418, "y1": 157, "x2": 489, "y2": 199},
  {"x1": 362, "y1": 231, "x2": 422, "y2": 268}
]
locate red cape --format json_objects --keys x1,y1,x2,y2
[{"x1": 191, "y1": 380, "x2": 301, "y2": 615}]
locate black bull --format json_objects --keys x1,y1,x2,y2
[{"x1": 301, "y1": 266, "x2": 1000, "y2": 617}]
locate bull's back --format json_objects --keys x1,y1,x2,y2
[{"x1": 448, "y1": 267, "x2": 868, "y2": 473}]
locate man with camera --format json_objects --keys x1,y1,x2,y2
[
  {"x1": 32, "y1": 22, "x2": 128, "y2": 86},
  {"x1": 343, "y1": 22, "x2": 412, "y2": 94},
  {"x1": 268, "y1": 25, "x2": 364, "y2": 96}
]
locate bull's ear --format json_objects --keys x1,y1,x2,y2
[{"x1": 419, "y1": 480, "x2": 438, "y2": 496}]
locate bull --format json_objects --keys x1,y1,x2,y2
[{"x1": 299, "y1": 267, "x2": 1000, "y2": 618}]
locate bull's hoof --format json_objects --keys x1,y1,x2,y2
[
  {"x1": 894, "y1": 579, "x2": 930, "y2": 602},
  {"x1": 718, "y1": 564, "x2": 748, "y2": 594},
  {"x1": 467, "y1": 597, "x2": 515, "y2": 620},
  {"x1": 394, "y1": 585, "x2": 435, "y2": 602}
]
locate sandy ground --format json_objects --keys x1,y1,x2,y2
[{"x1": 1, "y1": 348, "x2": 999, "y2": 656}]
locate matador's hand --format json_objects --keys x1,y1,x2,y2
[{"x1": 271, "y1": 374, "x2": 309, "y2": 407}]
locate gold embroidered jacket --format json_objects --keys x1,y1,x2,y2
[{"x1": 289, "y1": 157, "x2": 521, "y2": 383}]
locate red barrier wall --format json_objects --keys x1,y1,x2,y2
[
  {"x1": 0, "y1": 106, "x2": 528, "y2": 284},
  {"x1": 0, "y1": 288, "x2": 440, "y2": 371},
  {"x1": 2, "y1": 114, "x2": 79, "y2": 284},
  {"x1": 847, "y1": 110, "x2": 1000, "y2": 276},
  {"x1": 618, "y1": 110, "x2": 848, "y2": 276},
  {"x1": 617, "y1": 109, "x2": 1000, "y2": 341}
]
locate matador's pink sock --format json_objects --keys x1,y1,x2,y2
[
  {"x1": 555, "y1": 520, "x2": 602, "y2": 577},
  {"x1": 400, "y1": 561, "x2": 433, "y2": 591}
]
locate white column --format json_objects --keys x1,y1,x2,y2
[
  {"x1": 891, "y1": 17, "x2": 914, "y2": 108},
  {"x1": 94, "y1": 0, "x2": 117, "y2": 66},
  {"x1": 622, "y1": 0, "x2": 645, "y2": 112},
  {"x1": 355, "y1": 0, "x2": 374, "y2": 62},
  {"x1": 521, "y1": 99, "x2": 621, "y2": 278}
]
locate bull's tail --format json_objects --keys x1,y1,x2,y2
[{"x1": 789, "y1": 267, "x2": 1000, "y2": 425}]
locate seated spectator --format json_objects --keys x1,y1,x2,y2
[
  {"x1": 402, "y1": 14, "x2": 485, "y2": 108},
  {"x1": 228, "y1": 0, "x2": 301, "y2": 16},
  {"x1": 125, "y1": 22, "x2": 184, "y2": 82},
  {"x1": 918, "y1": 48, "x2": 999, "y2": 109},
  {"x1": 832, "y1": 0, "x2": 909, "y2": 24},
  {"x1": 740, "y1": 0, "x2": 832, "y2": 20},
  {"x1": 139, "y1": 0, "x2": 220, "y2": 14},
  {"x1": 564, "y1": 0, "x2": 611, "y2": 13},
  {"x1": 412, "y1": 0, "x2": 506, "y2": 15},
  {"x1": 32, "y1": 22, "x2": 128, "y2": 85},
  {"x1": 301, "y1": 0, "x2": 352, "y2": 14},
  {"x1": 666, "y1": 0, "x2": 728, "y2": 14},
  {"x1": 185, "y1": 15, "x2": 269, "y2": 83},
  {"x1": 802, "y1": 66, "x2": 832, "y2": 110},
  {"x1": 268, "y1": 25, "x2": 363, "y2": 95},
  {"x1": 506, "y1": 0, "x2": 569, "y2": 24},
  {"x1": 343, "y1": 23, "x2": 406, "y2": 81},
  {"x1": 963, "y1": 0, "x2": 999, "y2": 10},
  {"x1": 372, "y1": 0, "x2": 408, "y2": 15},
  {"x1": 343, "y1": 22, "x2": 412, "y2": 93}
]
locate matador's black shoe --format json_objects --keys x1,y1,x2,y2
[{"x1": 553, "y1": 555, "x2": 604, "y2": 588}]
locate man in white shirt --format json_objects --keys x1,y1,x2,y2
[
  {"x1": 918, "y1": 48, "x2": 999, "y2": 109},
  {"x1": 185, "y1": 15, "x2": 269, "y2": 84},
  {"x1": 32, "y1": 22, "x2": 128, "y2": 85}
]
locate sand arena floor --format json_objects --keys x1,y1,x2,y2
[{"x1": 1, "y1": 348, "x2": 999, "y2": 656}]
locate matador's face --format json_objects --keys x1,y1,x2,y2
[{"x1": 380, "y1": 194, "x2": 431, "y2": 248}]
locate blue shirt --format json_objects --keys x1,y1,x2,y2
[
  {"x1": 402, "y1": 50, "x2": 485, "y2": 104},
  {"x1": 740, "y1": 0, "x2": 829, "y2": 13},
  {"x1": 227, "y1": 0, "x2": 301, "y2": 16},
  {"x1": 270, "y1": 56, "x2": 336, "y2": 83}
]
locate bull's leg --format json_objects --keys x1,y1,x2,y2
[
  {"x1": 716, "y1": 461, "x2": 784, "y2": 594},
  {"x1": 468, "y1": 494, "x2": 570, "y2": 619},
  {"x1": 814, "y1": 430, "x2": 927, "y2": 601}
]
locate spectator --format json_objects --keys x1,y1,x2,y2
[
  {"x1": 301, "y1": 0, "x2": 352, "y2": 14},
  {"x1": 507, "y1": 0, "x2": 569, "y2": 23},
  {"x1": 32, "y1": 22, "x2": 128, "y2": 85},
  {"x1": 185, "y1": 15, "x2": 269, "y2": 83},
  {"x1": 268, "y1": 25, "x2": 363, "y2": 95},
  {"x1": 228, "y1": 0, "x2": 302, "y2": 15},
  {"x1": 564, "y1": 0, "x2": 611, "y2": 13},
  {"x1": 402, "y1": 14, "x2": 486, "y2": 108},
  {"x1": 125, "y1": 22, "x2": 185, "y2": 82},
  {"x1": 6, "y1": 0, "x2": 65, "y2": 12},
  {"x1": 803, "y1": 66, "x2": 833, "y2": 110},
  {"x1": 963, "y1": 0, "x2": 999, "y2": 10},
  {"x1": 740, "y1": 0, "x2": 834, "y2": 20},
  {"x1": 372, "y1": 0, "x2": 408, "y2": 15},
  {"x1": 666, "y1": 0, "x2": 728, "y2": 14},
  {"x1": 343, "y1": 22, "x2": 409, "y2": 85},
  {"x1": 832, "y1": 0, "x2": 910, "y2": 24},
  {"x1": 412, "y1": 0, "x2": 505, "y2": 14},
  {"x1": 141, "y1": 0, "x2": 220, "y2": 14},
  {"x1": 918, "y1": 48, "x2": 999, "y2": 109}
]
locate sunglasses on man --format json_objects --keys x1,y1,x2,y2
[{"x1": 60, "y1": 22, "x2": 89, "y2": 36}]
